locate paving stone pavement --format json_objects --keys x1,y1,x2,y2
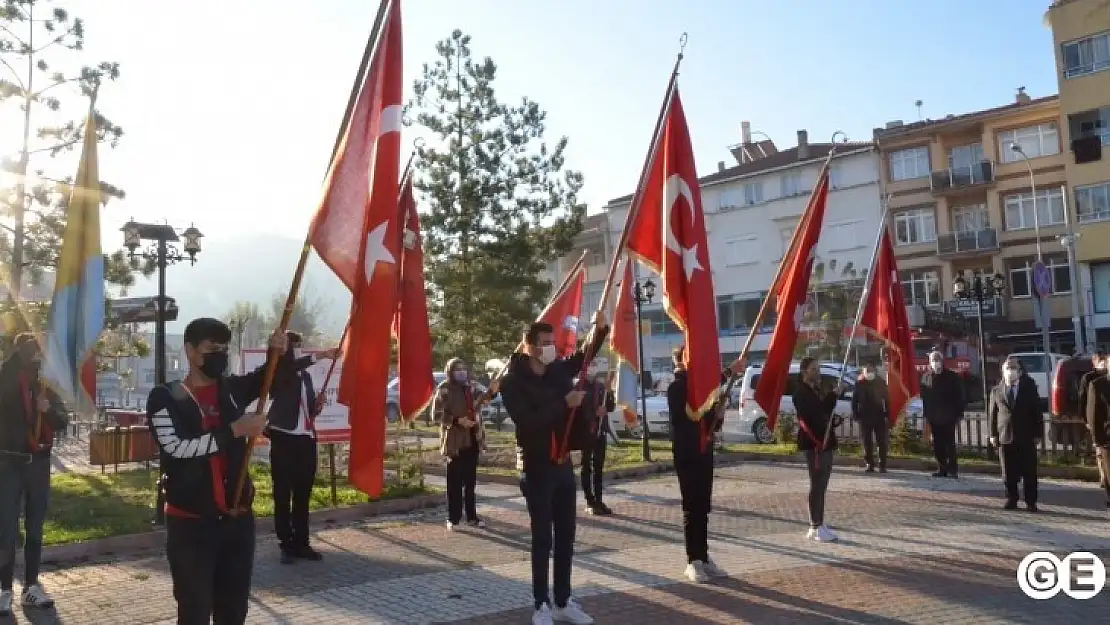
[{"x1": 5, "y1": 461, "x2": 1109, "y2": 624}]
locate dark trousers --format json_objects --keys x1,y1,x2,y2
[
  {"x1": 580, "y1": 435, "x2": 607, "y2": 505},
  {"x1": 860, "y1": 421, "x2": 889, "y2": 469},
  {"x1": 446, "y1": 445, "x2": 479, "y2": 524},
  {"x1": 804, "y1": 449, "x2": 834, "y2": 528},
  {"x1": 269, "y1": 431, "x2": 317, "y2": 550},
  {"x1": 0, "y1": 456, "x2": 50, "y2": 590},
  {"x1": 1000, "y1": 441, "x2": 1038, "y2": 505},
  {"x1": 520, "y1": 461, "x2": 576, "y2": 610},
  {"x1": 166, "y1": 514, "x2": 255, "y2": 625},
  {"x1": 675, "y1": 452, "x2": 713, "y2": 563},
  {"x1": 930, "y1": 421, "x2": 958, "y2": 476}
]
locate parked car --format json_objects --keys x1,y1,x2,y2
[
  {"x1": 1008, "y1": 351, "x2": 1069, "y2": 407},
  {"x1": 1049, "y1": 354, "x2": 1095, "y2": 455},
  {"x1": 384, "y1": 373, "x2": 500, "y2": 423},
  {"x1": 737, "y1": 362, "x2": 924, "y2": 444}
]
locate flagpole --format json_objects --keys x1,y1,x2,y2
[
  {"x1": 595, "y1": 33, "x2": 687, "y2": 315},
  {"x1": 709, "y1": 132, "x2": 848, "y2": 429},
  {"x1": 822, "y1": 193, "x2": 892, "y2": 446},
  {"x1": 231, "y1": 0, "x2": 393, "y2": 513}
]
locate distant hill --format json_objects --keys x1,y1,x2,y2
[{"x1": 124, "y1": 233, "x2": 350, "y2": 337}]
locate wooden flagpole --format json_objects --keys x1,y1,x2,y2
[{"x1": 231, "y1": 0, "x2": 393, "y2": 512}]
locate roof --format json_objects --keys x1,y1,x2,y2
[
  {"x1": 873, "y1": 95, "x2": 1059, "y2": 141},
  {"x1": 604, "y1": 141, "x2": 874, "y2": 207}
]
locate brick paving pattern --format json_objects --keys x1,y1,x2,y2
[{"x1": 3, "y1": 461, "x2": 1107, "y2": 624}]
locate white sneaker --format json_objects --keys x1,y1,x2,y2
[
  {"x1": 552, "y1": 599, "x2": 594, "y2": 624},
  {"x1": 0, "y1": 589, "x2": 13, "y2": 616},
  {"x1": 446, "y1": 520, "x2": 458, "y2": 531},
  {"x1": 703, "y1": 558, "x2": 728, "y2": 578},
  {"x1": 532, "y1": 604, "x2": 554, "y2": 625},
  {"x1": 806, "y1": 527, "x2": 818, "y2": 540},
  {"x1": 814, "y1": 525, "x2": 839, "y2": 542},
  {"x1": 21, "y1": 583, "x2": 54, "y2": 609},
  {"x1": 684, "y1": 560, "x2": 710, "y2": 583}
]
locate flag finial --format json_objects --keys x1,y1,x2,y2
[
  {"x1": 831, "y1": 130, "x2": 848, "y2": 144},
  {"x1": 678, "y1": 32, "x2": 688, "y2": 59}
]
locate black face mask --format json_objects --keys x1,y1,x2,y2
[{"x1": 200, "y1": 351, "x2": 229, "y2": 379}]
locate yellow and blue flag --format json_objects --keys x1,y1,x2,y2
[{"x1": 42, "y1": 101, "x2": 104, "y2": 405}]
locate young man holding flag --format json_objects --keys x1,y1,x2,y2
[{"x1": 500, "y1": 314, "x2": 608, "y2": 625}]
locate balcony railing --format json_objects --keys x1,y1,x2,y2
[
  {"x1": 936, "y1": 228, "x2": 999, "y2": 256},
  {"x1": 930, "y1": 161, "x2": 995, "y2": 194}
]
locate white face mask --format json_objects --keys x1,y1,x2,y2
[
  {"x1": 1003, "y1": 367, "x2": 1019, "y2": 384},
  {"x1": 538, "y1": 344, "x2": 557, "y2": 365},
  {"x1": 294, "y1": 348, "x2": 305, "y2": 360},
  {"x1": 864, "y1": 372, "x2": 875, "y2": 381},
  {"x1": 929, "y1": 360, "x2": 943, "y2": 373}
]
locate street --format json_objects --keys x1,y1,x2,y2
[{"x1": 5, "y1": 460, "x2": 1106, "y2": 624}]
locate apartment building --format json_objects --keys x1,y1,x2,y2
[
  {"x1": 543, "y1": 212, "x2": 614, "y2": 322},
  {"x1": 1046, "y1": 0, "x2": 1110, "y2": 348},
  {"x1": 875, "y1": 90, "x2": 1079, "y2": 355},
  {"x1": 597, "y1": 127, "x2": 885, "y2": 373}
]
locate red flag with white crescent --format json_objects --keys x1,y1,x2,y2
[
  {"x1": 538, "y1": 262, "x2": 586, "y2": 358},
  {"x1": 393, "y1": 174, "x2": 435, "y2": 421}
]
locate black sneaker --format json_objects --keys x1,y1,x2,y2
[
  {"x1": 878, "y1": 466, "x2": 887, "y2": 474},
  {"x1": 1004, "y1": 500, "x2": 1018, "y2": 510},
  {"x1": 931, "y1": 471, "x2": 947, "y2": 478},
  {"x1": 280, "y1": 549, "x2": 297, "y2": 565},
  {"x1": 294, "y1": 546, "x2": 323, "y2": 561},
  {"x1": 593, "y1": 502, "x2": 613, "y2": 516},
  {"x1": 1026, "y1": 503, "x2": 1039, "y2": 513},
  {"x1": 864, "y1": 465, "x2": 875, "y2": 473}
]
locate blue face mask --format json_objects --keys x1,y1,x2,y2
[{"x1": 453, "y1": 371, "x2": 468, "y2": 383}]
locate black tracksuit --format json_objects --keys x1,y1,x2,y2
[
  {"x1": 147, "y1": 350, "x2": 297, "y2": 625},
  {"x1": 581, "y1": 383, "x2": 615, "y2": 507},
  {"x1": 667, "y1": 369, "x2": 724, "y2": 565},
  {"x1": 920, "y1": 368, "x2": 966, "y2": 477},
  {"x1": 499, "y1": 328, "x2": 607, "y2": 611}
]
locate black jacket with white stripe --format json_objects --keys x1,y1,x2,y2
[{"x1": 146, "y1": 350, "x2": 297, "y2": 519}]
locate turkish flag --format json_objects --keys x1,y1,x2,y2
[
  {"x1": 537, "y1": 261, "x2": 586, "y2": 358},
  {"x1": 610, "y1": 257, "x2": 641, "y2": 426},
  {"x1": 392, "y1": 175, "x2": 435, "y2": 421},
  {"x1": 309, "y1": 0, "x2": 403, "y2": 497},
  {"x1": 858, "y1": 231, "x2": 920, "y2": 425},
  {"x1": 624, "y1": 87, "x2": 720, "y2": 422},
  {"x1": 753, "y1": 166, "x2": 830, "y2": 430}
]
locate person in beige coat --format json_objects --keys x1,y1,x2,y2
[{"x1": 434, "y1": 358, "x2": 493, "y2": 529}]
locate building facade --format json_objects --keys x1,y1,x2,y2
[
  {"x1": 1046, "y1": 0, "x2": 1110, "y2": 348},
  {"x1": 596, "y1": 128, "x2": 885, "y2": 373},
  {"x1": 875, "y1": 90, "x2": 1081, "y2": 356}
]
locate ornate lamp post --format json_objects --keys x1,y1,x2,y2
[
  {"x1": 954, "y1": 270, "x2": 1005, "y2": 457},
  {"x1": 121, "y1": 219, "x2": 202, "y2": 524},
  {"x1": 633, "y1": 277, "x2": 656, "y2": 462}
]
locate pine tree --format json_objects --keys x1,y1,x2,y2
[{"x1": 406, "y1": 30, "x2": 585, "y2": 364}]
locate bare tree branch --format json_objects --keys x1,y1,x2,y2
[
  {"x1": 30, "y1": 75, "x2": 79, "y2": 99},
  {"x1": 0, "y1": 56, "x2": 23, "y2": 89}
]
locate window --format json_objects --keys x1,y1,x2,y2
[
  {"x1": 717, "y1": 294, "x2": 766, "y2": 332},
  {"x1": 1003, "y1": 187, "x2": 1065, "y2": 230},
  {"x1": 948, "y1": 143, "x2": 985, "y2": 170},
  {"x1": 725, "y1": 236, "x2": 759, "y2": 266},
  {"x1": 582, "y1": 283, "x2": 603, "y2": 321},
  {"x1": 1092, "y1": 263, "x2": 1110, "y2": 313},
  {"x1": 889, "y1": 146, "x2": 930, "y2": 182},
  {"x1": 1008, "y1": 256, "x2": 1071, "y2": 298},
  {"x1": 1076, "y1": 182, "x2": 1110, "y2": 224},
  {"x1": 822, "y1": 221, "x2": 859, "y2": 252},
  {"x1": 1069, "y1": 107, "x2": 1110, "y2": 146},
  {"x1": 998, "y1": 124, "x2": 1060, "y2": 162},
  {"x1": 642, "y1": 309, "x2": 680, "y2": 336},
  {"x1": 777, "y1": 226, "x2": 794, "y2": 259},
  {"x1": 900, "y1": 270, "x2": 941, "y2": 307},
  {"x1": 951, "y1": 204, "x2": 989, "y2": 233},
  {"x1": 893, "y1": 208, "x2": 936, "y2": 246},
  {"x1": 743, "y1": 182, "x2": 764, "y2": 205},
  {"x1": 780, "y1": 172, "x2": 802, "y2": 197},
  {"x1": 1062, "y1": 31, "x2": 1110, "y2": 78},
  {"x1": 718, "y1": 188, "x2": 744, "y2": 210}
]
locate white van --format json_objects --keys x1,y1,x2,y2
[{"x1": 737, "y1": 362, "x2": 923, "y2": 443}]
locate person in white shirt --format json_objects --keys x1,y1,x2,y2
[{"x1": 265, "y1": 332, "x2": 339, "y2": 564}]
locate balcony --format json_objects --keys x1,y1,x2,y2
[
  {"x1": 936, "y1": 228, "x2": 999, "y2": 258},
  {"x1": 930, "y1": 161, "x2": 995, "y2": 195}
]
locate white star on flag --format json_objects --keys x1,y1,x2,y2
[{"x1": 363, "y1": 221, "x2": 395, "y2": 284}]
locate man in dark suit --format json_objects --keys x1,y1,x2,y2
[
  {"x1": 988, "y1": 357, "x2": 1043, "y2": 512},
  {"x1": 920, "y1": 351, "x2": 966, "y2": 478},
  {"x1": 1084, "y1": 358, "x2": 1110, "y2": 508},
  {"x1": 266, "y1": 332, "x2": 339, "y2": 564}
]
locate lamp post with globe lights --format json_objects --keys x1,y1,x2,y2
[
  {"x1": 954, "y1": 270, "x2": 1005, "y2": 457},
  {"x1": 633, "y1": 276, "x2": 656, "y2": 462},
  {"x1": 121, "y1": 219, "x2": 202, "y2": 524}
]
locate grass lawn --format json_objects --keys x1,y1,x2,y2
[{"x1": 45, "y1": 464, "x2": 431, "y2": 546}]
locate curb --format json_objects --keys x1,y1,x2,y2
[
  {"x1": 433, "y1": 451, "x2": 1102, "y2": 486},
  {"x1": 37, "y1": 493, "x2": 443, "y2": 566}
]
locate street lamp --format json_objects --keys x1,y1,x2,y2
[
  {"x1": 633, "y1": 276, "x2": 656, "y2": 462},
  {"x1": 953, "y1": 270, "x2": 1006, "y2": 433},
  {"x1": 1010, "y1": 143, "x2": 1053, "y2": 375},
  {"x1": 121, "y1": 218, "x2": 203, "y2": 525}
]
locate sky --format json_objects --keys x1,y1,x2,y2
[{"x1": 0, "y1": 0, "x2": 1061, "y2": 267}]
